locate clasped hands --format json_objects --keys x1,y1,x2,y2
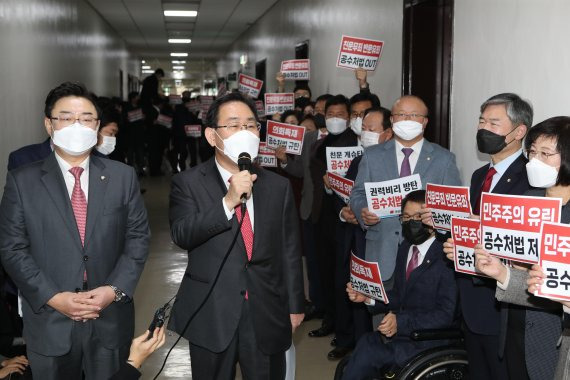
[
  {"x1": 47, "y1": 285, "x2": 116, "y2": 322},
  {"x1": 345, "y1": 283, "x2": 397, "y2": 337}
]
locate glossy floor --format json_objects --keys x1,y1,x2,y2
[{"x1": 133, "y1": 175, "x2": 339, "y2": 379}]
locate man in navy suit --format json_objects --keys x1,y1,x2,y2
[
  {"x1": 7, "y1": 138, "x2": 52, "y2": 171},
  {"x1": 341, "y1": 190, "x2": 457, "y2": 379}
]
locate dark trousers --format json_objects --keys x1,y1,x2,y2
[
  {"x1": 189, "y1": 302, "x2": 286, "y2": 380},
  {"x1": 302, "y1": 218, "x2": 323, "y2": 310},
  {"x1": 463, "y1": 325, "x2": 508, "y2": 380},
  {"x1": 505, "y1": 306, "x2": 530, "y2": 380},
  {"x1": 176, "y1": 137, "x2": 199, "y2": 171},
  {"x1": 27, "y1": 321, "x2": 129, "y2": 380},
  {"x1": 341, "y1": 332, "x2": 396, "y2": 380}
]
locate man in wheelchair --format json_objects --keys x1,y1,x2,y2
[{"x1": 342, "y1": 190, "x2": 458, "y2": 379}]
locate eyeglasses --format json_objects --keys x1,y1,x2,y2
[
  {"x1": 392, "y1": 113, "x2": 426, "y2": 121},
  {"x1": 399, "y1": 213, "x2": 423, "y2": 223},
  {"x1": 50, "y1": 113, "x2": 99, "y2": 128},
  {"x1": 215, "y1": 122, "x2": 261, "y2": 133},
  {"x1": 351, "y1": 111, "x2": 366, "y2": 119},
  {"x1": 525, "y1": 149, "x2": 560, "y2": 161}
]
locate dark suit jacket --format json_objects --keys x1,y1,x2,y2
[
  {"x1": 7, "y1": 138, "x2": 52, "y2": 171},
  {"x1": 458, "y1": 153, "x2": 531, "y2": 336},
  {"x1": 167, "y1": 158, "x2": 305, "y2": 354},
  {"x1": 0, "y1": 153, "x2": 150, "y2": 355},
  {"x1": 109, "y1": 363, "x2": 140, "y2": 380},
  {"x1": 370, "y1": 239, "x2": 458, "y2": 366}
]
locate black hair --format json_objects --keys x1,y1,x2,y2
[
  {"x1": 128, "y1": 91, "x2": 139, "y2": 102},
  {"x1": 294, "y1": 97, "x2": 311, "y2": 111},
  {"x1": 364, "y1": 106, "x2": 392, "y2": 130},
  {"x1": 316, "y1": 94, "x2": 333, "y2": 103},
  {"x1": 155, "y1": 68, "x2": 165, "y2": 77},
  {"x1": 44, "y1": 82, "x2": 101, "y2": 119},
  {"x1": 100, "y1": 108, "x2": 121, "y2": 129},
  {"x1": 205, "y1": 92, "x2": 258, "y2": 128},
  {"x1": 525, "y1": 116, "x2": 570, "y2": 186},
  {"x1": 280, "y1": 110, "x2": 303, "y2": 125},
  {"x1": 293, "y1": 84, "x2": 312, "y2": 98},
  {"x1": 324, "y1": 94, "x2": 350, "y2": 115},
  {"x1": 349, "y1": 92, "x2": 381, "y2": 112},
  {"x1": 401, "y1": 190, "x2": 426, "y2": 213}
]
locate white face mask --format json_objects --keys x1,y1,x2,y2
[
  {"x1": 361, "y1": 130, "x2": 382, "y2": 148},
  {"x1": 95, "y1": 135, "x2": 116, "y2": 155},
  {"x1": 526, "y1": 158, "x2": 559, "y2": 188},
  {"x1": 326, "y1": 117, "x2": 347, "y2": 135},
  {"x1": 350, "y1": 117, "x2": 363, "y2": 135},
  {"x1": 392, "y1": 120, "x2": 424, "y2": 141},
  {"x1": 52, "y1": 122, "x2": 98, "y2": 156},
  {"x1": 215, "y1": 130, "x2": 260, "y2": 164}
]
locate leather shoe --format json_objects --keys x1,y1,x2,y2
[
  {"x1": 330, "y1": 337, "x2": 337, "y2": 346},
  {"x1": 327, "y1": 347, "x2": 352, "y2": 360},
  {"x1": 308, "y1": 325, "x2": 334, "y2": 337}
]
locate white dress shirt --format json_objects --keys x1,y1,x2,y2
[
  {"x1": 216, "y1": 159, "x2": 255, "y2": 230},
  {"x1": 406, "y1": 235, "x2": 436, "y2": 268},
  {"x1": 489, "y1": 149, "x2": 523, "y2": 191},
  {"x1": 395, "y1": 139, "x2": 425, "y2": 175},
  {"x1": 54, "y1": 152, "x2": 90, "y2": 201}
]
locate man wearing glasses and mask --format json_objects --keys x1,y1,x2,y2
[
  {"x1": 0, "y1": 82, "x2": 150, "y2": 379},
  {"x1": 168, "y1": 92, "x2": 304, "y2": 379}
]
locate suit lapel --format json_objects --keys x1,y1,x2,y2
[
  {"x1": 383, "y1": 140, "x2": 399, "y2": 179},
  {"x1": 492, "y1": 154, "x2": 527, "y2": 194},
  {"x1": 84, "y1": 156, "x2": 109, "y2": 248},
  {"x1": 40, "y1": 153, "x2": 83, "y2": 250},
  {"x1": 251, "y1": 167, "x2": 266, "y2": 259},
  {"x1": 413, "y1": 140, "x2": 435, "y2": 179}
]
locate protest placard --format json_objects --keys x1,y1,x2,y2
[
  {"x1": 365, "y1": 175, "x2": 422, "y2": 218},
  {"x1": 256, "y1": 142, "x2": 277, "y2": 168},
  {"x1": 156, "y1": 114, "x2": 172, "y2": 128},
  {"x1": 535, "y1": 222, "x2": 570, "y2": 301},
  {"x1": 327, "y1": 172, "x2": 354, "y2": 204},
  {"x1": 200, "y1": 96, "x2": 214, "y2": 116},
  {"x1": 336, "y1": 35, "x2": 384, "y2": 71},
  {"x1": 326, "y1": 146, "x2": 363, "y2": 176},
  {"x1": 480, "y1": 193, "x2": 562, "y2": 264},
  {"x1": 350, "y1": 253, "x2": 389, "y2": 303},
  {"x1": 266, "y1": 120, "x2": 305, "y2": 155},
  {"x1": 127, "y1": 108, "x2": 144, "y2": 123},
  {"x1": 426, "y1": 183, "x2": 472, "y2": 231},
  {"x1": 264, "y1": 93, "x2": 294, "y2": 115},
  {"x1": 238, "y1": 74, "x2": 263, "y2": 99},
  {"x1": 188, "y1": 99, "x2": 200, "y2": 113},
  {"x1": 280, "y1": 59, "x2": 310, "y2": 80},
  {"x1": 169, "y1": 94, "x2": 182, "y2": 105},
  {"x1": 451, "y1": 217, "x2": 488, "y2": 277},
  {"x1": 184, "y1": 125, "x2": 201, "y2": 138}
]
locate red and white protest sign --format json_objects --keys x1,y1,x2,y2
[
  {"x1": 451, "y1": 217, "x2": 488, "y2": 277},
  {"x1": 365, "y1": 175, "x2": 422, "y2": 218},
  {"x1": 327, "y1": 172, "x2": 354, "y2": 204},
  {"x1": 264, "y1": 93, "x2": 294, "y2": 115},
  {"x1": 184, "y1": 125, "x2": 201, "y2": 138},
  {"x1": 238, "y1": 74, "x2": 263, "y2": 99},
  {"x1": 156, "y1": 114, "x2": 172, "y2": 128},
  {"x1": 280, "y1": 59, "x2": 310, "y2": 80},
  {"x1": 127, "y1": 108, "x2": 144, "y2": 123},
  {"x1": 255, "y1": 100, "x2": 265, "y2": 118},
  {"x1": 426, "y1": 184, "x2": 472, "y2": 231},
  {"x1": 256, "y1": 142, "x2": 277, "y2": 168},
  {"x1": 266, "y1": 120, "x2": 305, "y2": 155},
  {"x1": 187, "y1": 99, "x2": 200, "y2": 113},
  {"x1": 169, "y1": 94, "x2": 182, "y2": 105},
  {"x1": 326, "y1": 146, "x2": 363, "y2": 176},
  {"x1": 480, "y1": 193, "x2": 562, "y2": 264},
  {"x1": 350, "y1": 253, "x2": 389, "y2": 303},
  {"x1": 336, "y1": 35, "x2": 384, "y2": 71},
  {"x1": 200, "y1": 96, "x2": 214, "y2": 117},
  {"x1": 536, "y1": 222, "x2": 570, "y2": 301}
]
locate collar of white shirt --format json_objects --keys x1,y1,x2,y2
[
  {"x1": 54, "y1": 152, "x2": 90, "y2": 200},
  {"x1": 395, "y1": 138, "x2": 425, "y2": 157},
  {"x1": 489, "y1": 149, "x2": 523, "y2": 190},
  {"x1": 407, "y1": 235, "x2": 436, "y2": 267}
]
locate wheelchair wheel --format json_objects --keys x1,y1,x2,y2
[
  {"x1": 396, "y1": 347, "x2": 468, "y2": 379},
  {"x1": 333, "y1": 355, "x2": 351, "y2": 380}
]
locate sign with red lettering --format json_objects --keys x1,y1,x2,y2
[
  {"x1": 326, "y1": 146, "x2": 363, "y2": 176},
  {"x1": 184, "y1": 125, "x2": 201, "y2": 138},
  {"x1": 156, "y1": 114, "x2": 172, "y2": 128},
  {"x1": 187, "y1": 99, "x2": 200, "y2": 113},
  {"x1": 327, "y1": 172, "x2": 354, "y2": 204},
  {"x1": 536, "y1": 222, "x2": 570, "y2": 301},
  {"x1": 169, "y1": 94, "x2": 182, "y2": 105},
  {"x1": 480, "y1": 193, "x2": 562, "y2": 264},
  {"x1": 280, "y1": 59, "x2": 310, "y2": 80},
  {"x1": 426, "y1": 184, "x2": 472, "y2": 231},
  {"x1": 365, "y1": 175, "x2": 422, "y2": 218},
  {"x1": 266, "y1": 120, "x2": 305, "y2": 155},
  {"x1": 255, "y1": 100, "x2": 265, "y2": 118},
  {"x1": 256, "y1": 142, "x2": 277, "y2": 168},
  {"x1": 200, "y1": 96, "x2": 214, "y2": 117},
  {"x1": 264, "y1": 93, "x2": 294, "y2": 115},
  {"x1": 350, "y1": 253, "x2": 389, "y2": 303},
  {"x1": 127, "y1": 108, "x2": 144, "y2": 123},
  {"x1": 451, "y1": 217, "x2": 488, "y2": 277},
  {"x1": 238, "y1": 74, "x2": 263, "y2": 99},
  {"x1": 336, "y1": 35, "x2": 384, "y2": 71}
]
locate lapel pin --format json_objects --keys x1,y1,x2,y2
[
  {"x1": 101, "y1": 176, "x2": 106, "y2": 181},
  {"x1": 427, "y1": 157, "x2": 431, "y2": 161},
  {"x1": 507, "y1": 178, "x2": 511, "y2": 183},
  {"x1": 426, "y1": 259, "x2": 430, "y2": 264}
]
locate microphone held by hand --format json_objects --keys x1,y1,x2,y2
[{"x1": 237, "y1": 152, "x2": 252, "y2": 212}]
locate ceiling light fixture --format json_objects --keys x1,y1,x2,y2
[
  {"x1": 172, "y1": 60, "x2": 186, "y2": 64},
  {"x1": 168, "y1": 38, "x2": 192, "y2": 44},
  {"x1": 141, "y1": 60, "x2": 146, "y2": 63},
  {"x1": 142, "y1": 69, "x2": 154, "y2": 74},
  {"x1": 164, "y1": 10, "x2": 198, "y2": 17},
  {"x1": 142, "y1": 65, "x2": 151, "y2": 69},
  {"x1": 171, "y1": 52, "x2": 188, "y2": 57},
  {"x1": 172, "y1": 66, "x2": 185, "y2": 70}
]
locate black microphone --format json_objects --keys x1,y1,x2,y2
[{"x1": 237, "y1": 152, "x2": 252, "y2": 213}]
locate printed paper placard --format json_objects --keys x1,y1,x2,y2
[
  {"x1": 238, "y1": 74, "x2": 263, "y2": 99},
  {"x1": 451, "y1": 217, "x2": 488, "y2": 277},
  {"x1": 426, "y1": 183, "x2": 472, "y2": 231},
  {"x1": 536, "y1": 222, "x2": 570, "y2": 301},
  {"x1": 184, "y1": 125, "x2": 201, "y2": 138},
  {"x1": 200, "y1": 96, "x2": 214, "y2": 116},
  {"x1": 350, "y1": 253, "x2": 389, "y2": 303},
  {"x1": 280, "y1": 59, "x2": 310, "y2": 80},
  {"x1": 327, "y1": 172, "x2": 354, "y2": 204},
  {"x1": 127, "y1": 108, "x2": 144, "y2": 123},
  {"x1": 156, "y1": 114, "x2": 172, "y2": 128},
  {"x1": 256, "y1": 142, "x2": 277, "y2": 168},
  {"x1": 264, "y1": 93, "x2": 294, "y2": 115},
  {"x1": 255, "y1": 100, "x2": 265, "y2": 118},
  {"x1": 266, "y1": 120, "x2": 305, "y2": 155},
  {"x1": 326, "y1": 146, "x2": 363, "y2": 176},
  {"x1": 169, "y1": 94, "x2": 182, "y2": 105},
  {"x1": 336, "y1": 35, "x2": 384, "y2": 71},
  {"x1": 480, "y1": 193, "x2": 562, "y2": 264},
  {"x1": 365, "y1": 174, "x2": 422, "y2": 218}
]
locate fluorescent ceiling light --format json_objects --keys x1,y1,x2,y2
[
  {"x1": 164, "y1": 10, "x2": 197, "y2": 17},
  {"x1": 172, "y1": 66, "x2": 185, "y2": 70},
  {"x1": 170, "y1": 52, "x2": 188, "y2": 57},
  {"x1": 172, "y1": 60, "x2": 186, "y2": 64},
  {"x1": 141, "y1": 60, "x2": 146, "y2": 63},
  {"x1": 142, "y1": 69, "x2": 154, "y2": 74},
  {"x1": 168, "y1": 38, "x2": 192, "y2": 44},
  {"x1": 142, "y1": 65, "x2": 151, "y2": 69}
]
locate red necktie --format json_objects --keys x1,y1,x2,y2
[
  {"x1": 235, "y1": 205, "x2": 254, "y2": 299},
  {"x1": 406, "y1": 246, "x2": 420, "y2": 281},
  {"x1": 69, "y1": 167, "x2": 87, "y2": 246},
  {"x1": 473, "y1": 166, "x2": 497, "y2": 215}
]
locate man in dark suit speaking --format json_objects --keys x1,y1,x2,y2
[
  {"x1": 168, "y1": 92, "x2": 305, "y2": 379},
  {"x1": 0, "y1": 82, "x2": 150, "y2": 379}
]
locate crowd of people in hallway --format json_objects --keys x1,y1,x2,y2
[{"x1": 0, "y1": 64, "x2": 569, "y2": 380}]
